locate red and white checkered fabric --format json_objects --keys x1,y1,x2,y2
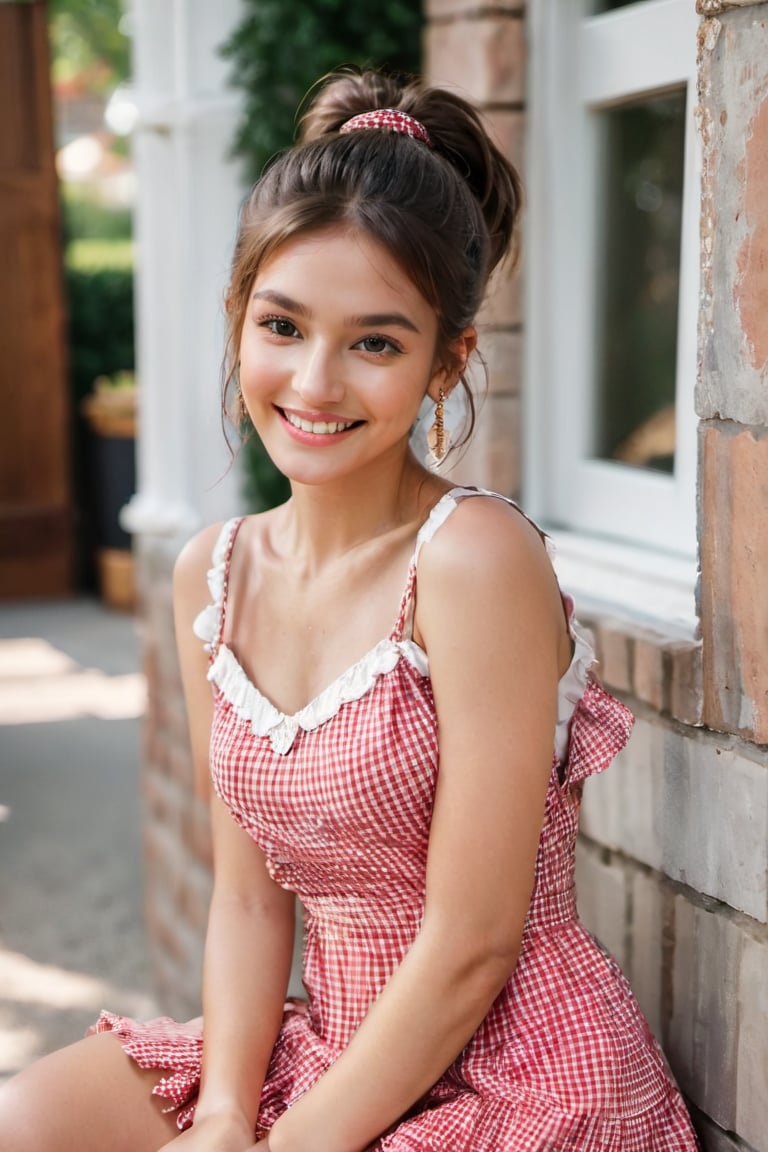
[{"x1": 91, "y1": 490, "x2": 699, "y2": 1149}]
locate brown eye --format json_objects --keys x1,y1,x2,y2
[
  {"x1": 356, "y1": 336, "x2": 401, "y2": 355},
  {"x1": 262, "y1": 317, "x2": 299, "y2": 338}
]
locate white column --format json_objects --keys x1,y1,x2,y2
[{"x1": 123, "y1": 0, "x2": 246, "y2": 542}]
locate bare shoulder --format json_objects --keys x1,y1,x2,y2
[
  {"x1": 173, "y1": 520, "x2": 229, "y2": 612},
  {"x1": 418, "y1": 494, "x2": 555, "y2": 595},
  {"x1": 415, "y1": 494, "x2": 567, "y2": 663}
]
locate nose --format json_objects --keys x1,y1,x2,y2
[{"x1": 294, "y1": 341, "x2": 345, "y2": 408}]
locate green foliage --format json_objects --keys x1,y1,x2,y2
[
  {"x1": 221, "y1": 0, "x2": 423, "y2": 182},
  {"x1": 222, "y1": 0, "x2": 423, "y2": 509},
  {"x1": 241, "y1": 436, "x2": 292, "y2": 513},
  {"x1": 64, "y1": 244, "x2": 134, "y2": 406},
  {"x1": 67, "y1": 238, "x2": 134, "y2": 272},
  {"x1": 49, "y1": 0, "x2": 130, "y2": 94},
  {"x1": 62, "y1": 229, "x2": 135, "y2": 587},
  {"x1": 61, "y1": 185, "x2": 133, "y2": 246}
]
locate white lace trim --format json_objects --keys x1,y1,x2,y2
[
  {"x1": 192, "y1": 494, "x2": 595, "y2": 759},
  {"x1": 209, "y1": 637, "x2": 429, "y2": 755},
  {"x1": 192, "y1": 517, "x2": 242, "y2": 650},
  {"x1": 555, "y1": 611, "x2": 595, "y2": 761}
]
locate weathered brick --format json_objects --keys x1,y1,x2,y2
[
  {"x1": 628, "y1": 870, "x2": 664, "y2": 1041},
  {"x1": 574, "y1": 840, "x2": 628, "y2": 969},
  {"x1": 426, "y1": 0, "x2": 525, "y2": 19},
  {"x1": 582, "y1": 716, "x2": 768, "y2": 923},
  {"x1": 181, "y1": 795, "x2": 213, "y2": 868},
  {"x1": 691, "y1": 1108, "x2": 759, "y2": 1152},
  {"x1": 662, "y1": 738, "x2": 768, "y2": 924},
  {"x1": 481, "y1": 329, "x2": 522, "y2": 397},
  {"x1": 668, "y1": 897, "x2": 742, "y2": 1129},
  {"x1": 447, "y1": 393, "x2": 521, "y2": 495},
  {"x1": 143, "y1": 768, "x2": 182, "y2": 826},
  {"x1": 426, "y1": 16, "x2": 525, "y2": 105},
  {"x1": 632, "y1": 632, "x2": 667, "y2": 712},
  {"x1": 736, "y1": 931, "x2": 768, "y2": 1150},
  {"x1": 597, "y1": 621, "x2": 633, "y2": 693},
  {"x1": 580, "y1": 718, "x2": 664, "y2": 871},
  {"x1": 179, "y1": 859, "x2": 213, "y2": 934},
  {"x1": 479, "y1": 257, "x2": 522, "y2": 328},
  {"x1": 697, "y1": 10, "x2": 768, "y2": 428},
  {"x1": 700, "y1": 423, "x2": 768, "y2": 744},
  {"x1": 480, "y1": 107, "x2": 525, "y2": 175},
  {"x1": 669, "y1": 640, "x2": 704, "y2": 727}
]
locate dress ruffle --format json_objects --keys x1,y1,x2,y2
[{"x1": 89, "y1": 1003, "x2": 697, "y2": 1149}]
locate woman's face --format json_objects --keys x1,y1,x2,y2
[{"x1": 238, "y1": 226, "x2": 446, "y2": 488}]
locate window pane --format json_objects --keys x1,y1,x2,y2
[
  {"x1": 591, "y1": 1, "x2": 644, "y2": 11},
  {"x1": 593, "y1": 91, "x2": 685, "y2": 474}
]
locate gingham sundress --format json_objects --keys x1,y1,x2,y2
[{"x1": 92, "y1": 488, "x2": 699, "y2": 1150}]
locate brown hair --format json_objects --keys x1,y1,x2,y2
[{"x1": 224, "y1": 69, "x2": 522, "y2": 451}]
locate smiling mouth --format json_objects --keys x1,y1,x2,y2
[{"x1": 281, "y1": 409, "x2": 362, "y2": 435}]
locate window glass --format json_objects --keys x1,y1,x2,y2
[
  {"x1": 591, "y1": 1, "x2": 644, "y2": 11},
  {"x1": 593, "y1": 90, "x2": 685, "y2": 473}
]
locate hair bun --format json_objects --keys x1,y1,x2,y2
[{"x1": 300, "y1": 69, "x2": 521, "y2": 274}]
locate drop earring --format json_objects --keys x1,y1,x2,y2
[
  {"x1": 232, "y1": 363, "x2": 249, "y2": 427},
  {"x1": 427, "y1": 388, "x2": 449, "y2": 466}
]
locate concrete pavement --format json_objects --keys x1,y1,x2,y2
[{"x1": 0, "y1": 598, "x2": 158, "y2": 1083}]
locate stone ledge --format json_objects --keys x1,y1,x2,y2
[{"x1": 582, "y1": 612, "x2": 704, "y2": 729}]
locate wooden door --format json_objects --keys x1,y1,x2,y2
[{"x1": 0, "y1": 0, "x2": 73, "y2": 598}]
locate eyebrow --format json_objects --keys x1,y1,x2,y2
[{"x1": 252, "y1": 290, "x2": 420, "y2": 334}]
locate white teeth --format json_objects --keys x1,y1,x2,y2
[{"x1": 285, "y1": 412, "x2": 355, "y2": 435}]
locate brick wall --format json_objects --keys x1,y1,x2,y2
[
  {"x1": 426, "y1": 0, "x2": 526, "y2": 495},
  {"x1": 139, "y1": 538, "x2": 211, "y2": 1019}
]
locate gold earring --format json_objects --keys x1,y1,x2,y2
[
  {"x1": 231, "y1": 363, "x2": 249, "y2": 426},
  {"x1": 427, "y1": 388, "x2": 449, "y2": 466}
]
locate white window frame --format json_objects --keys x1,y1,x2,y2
[{"x1": 525, "y1": 0, "x2": 701, "y2": 565}]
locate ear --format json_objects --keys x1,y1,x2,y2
[{"x1": 427, "y1": 327, "x2": 478, "y2": 402}]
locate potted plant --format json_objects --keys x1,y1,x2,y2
[{"x1": 81, "y1": 370, "x2": 137, "y2": 609}]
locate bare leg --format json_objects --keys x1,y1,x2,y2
[{"x1": 0, "y1": 1032, "x2": 182, "y2": 1152}]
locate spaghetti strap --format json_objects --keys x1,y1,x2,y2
[
  {"x1": 192, "y1": 516, "x2": 246, "y2": 659},
  {"x1": 391, "y1": 486, "x2": 545, "y2": 642}
]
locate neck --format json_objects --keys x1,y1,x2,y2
[{"x1": 274, "y1": 449, "x2": 438, "y2": 572}]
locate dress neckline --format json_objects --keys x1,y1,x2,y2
[
  {"x1": 196, "y1": 489, "x2": 463, "y2": 753},
  {"x1": 192, "y1": 487, "x2": 595, "y2": 757}
]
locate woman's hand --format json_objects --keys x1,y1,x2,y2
[{"x1": 157, "y1": 1110, "x2": 257, "y2": 1151}]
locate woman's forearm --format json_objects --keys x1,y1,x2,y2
[
  {"x1": 268, "y1": 919, "x2": 519, "y2": 1152},
  {"x1": 194, "y1": 890, "x2": 296, "y2": 1130}
]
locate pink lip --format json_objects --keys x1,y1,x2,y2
[{"x1": 280, "y1": 406, "x2": 359, "y2": 423}]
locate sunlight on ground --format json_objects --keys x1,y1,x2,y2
[
  {"x1": 0, "y1": 949, "x2": 119, "y2": 1010},
  {"x1": 0, "y1": 639, "x2": 146, "y2": 724},
  {"x1": 0, "y1": 951, "x2": 157, "y2": 1080}
]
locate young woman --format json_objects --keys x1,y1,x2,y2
[{"x1": 0, "y1": 70, "x2": 699, "y2": 1151}]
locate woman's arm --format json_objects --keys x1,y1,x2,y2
[
  {"x1": 168, "y1": 532, "x2": 296, "y2": 1145},
  {"x1": 267, "y1": 498, "x2": 568, "y2": 1152}
]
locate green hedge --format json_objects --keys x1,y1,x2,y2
[
  {"x1": 63, "y1": 236, "x2": 135, "y2": 586},
  {"x1": 64, "y1": 247, "x2": 135, "y2": 407},
  {"x1": 222, "y1": 0, "x2": 423, "y2": 509}
]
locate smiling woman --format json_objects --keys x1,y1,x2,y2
[{"x1": 0, "y1": 67, "x2": 699, "y2": 1152}]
